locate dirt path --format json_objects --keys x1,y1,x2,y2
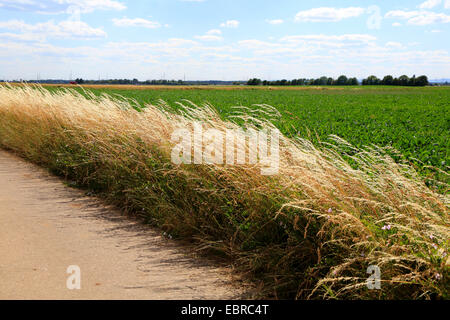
[{"x1": 0, "y1": 150, "x2": 244, "y2": 300}]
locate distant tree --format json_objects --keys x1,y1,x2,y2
[
  {"x1": 415, "y1": 75, "x2": 429, "y2": 87},
  {"x1": 316, "y1": 76, "x2": 327, "y2": 85},
  {"x1": 398, "y1": 75, "x2": 409, "y2": 86},
  {"x1": 364, "y1": 75, "x2": 380, "y2": 85},
  {"x1": 381, "y1": 75, "x2": 394, "y2": 85},
  {"x1": 336, "y1": 75, "x2": 348, "y2": 85},
  {"x1": 347, "y1": 77, "x2": 358, "y2": 85},
  {"x1": 408, "y1": 75, "x2": 416, "y2": 86},
  {"x1": 75, "y1": 78, "x2": 84, "y2": 84},
  {"x1": 247, "y1": 78, "x2": 262, "y2": 86}
]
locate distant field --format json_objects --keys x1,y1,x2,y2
[{"x1": 38, "y1": 84, "x2": 449, "y2": 181}]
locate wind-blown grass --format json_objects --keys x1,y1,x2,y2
[{"x1": 0, "y1": 84, "x2": 448, "y2": 299}]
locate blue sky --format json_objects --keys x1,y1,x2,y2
[{"x1": 0, "y1": 0, "x2": 449, "y2": 80}]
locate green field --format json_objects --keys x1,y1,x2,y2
[{"x1": 63, "y1": 85, "x2": 449, "y2": 182}]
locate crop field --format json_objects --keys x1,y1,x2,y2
[{"x1": 49, "y1": 85, "x2": 449, "y2": 183}]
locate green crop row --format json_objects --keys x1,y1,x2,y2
[{"x1": 48, "y1": 85, "x2": 450, "y2": 185}]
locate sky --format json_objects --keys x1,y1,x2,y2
[{"x1": 0, "y1": 0, "x2": 449, "y2": 81}]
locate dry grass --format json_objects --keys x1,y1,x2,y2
[{"x1": 0, "y1": 84, "x2": 448, "y2": 299}]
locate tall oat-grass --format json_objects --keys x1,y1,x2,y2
[{"x1": 0, "y1": 84, "x2": 448, "y2": 299}]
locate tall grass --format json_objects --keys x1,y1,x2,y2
[{"x1": 0, "y1": 84, "x2": 448, "y2": 299}]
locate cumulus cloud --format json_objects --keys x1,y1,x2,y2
[
  {"x1": 112, "y1": 17, "x2": 161, "y2": 29},
  {"x1": 0, "y1": 0, "x2": 126, "y2": 14},
  {"x1": 385, "y1": 10, "x2": 450, "y2": 25},
  {"x1": 418, "y1": 0, "x2": 442, "y2": 9},
  {"x1": 55, "y1": 0, "x2": 126, "y2": 12},
  {"x1": 220, "y1": 20, "x2": 239, "y2": 28},
  {"x1": 1, "y1": 32, "x2": 449, "y2": 81},
  {"x1": 194, "y1": 35, "x2": 222, "y2": 41},
  {"x1": 385, "y1": 41, "x2": 405, "y2": 49},
  {"x1": 281, "y1": 34, "x2": 376, "y2": 44},
  {"x1": 266, "y1": 19, "x2": 284, "y2": 25},
  {"x1": 236, "y1": 34, "x2": 378, "y2": 58},
  {"x1": 195, "y1": 29, "x2": 223, "y2": 41},
  {"x1": 206, "y1": 29, "x2": 222, "y2": 35},
  {"x1": 295, "y1": 7, "x2": 365, "y2": 22},
  {"x1": 0, "y1": 18, "x2": 106, "y2": 40}
]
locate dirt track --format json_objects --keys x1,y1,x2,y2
[{"x1": 0, "y1": 150, "x2": 243, "y2": 300}]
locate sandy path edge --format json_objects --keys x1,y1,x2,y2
[{"x1": 0, "y1": 150, "x2": 248, "y2": 300}]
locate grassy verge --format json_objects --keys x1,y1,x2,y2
[{"x1": 0, "y1": 84, "x2": 448, "y2": 299}]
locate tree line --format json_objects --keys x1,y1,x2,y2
[
  {"x1": 361, "y1": 75, "x2": 428, "y2": 86},
  {"x1": 72, "y1": 79, "x2": 246, "y2": 86},
  {"x1": 247, "y1": 76, "x2": 357, "y2": 86},
  {"x1": 247, "y1": 75, "x2": 429, "y2": 87},
  {"x1": 75, "y1": 78, "x2": 185, "y2": 85}
]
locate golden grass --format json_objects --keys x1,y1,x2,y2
[{"x1": 0, "y1": 84, "x2": 448, "y2": 299}]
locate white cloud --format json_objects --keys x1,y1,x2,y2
[
  {"x1": 58, "y1": 19, "x2": 107, "y2": 37},
  {"x1": 0, "y1": 19, "x2": 106, "y2": 40},
  {"x1": 385, "y1": 10, "x2": 420, "y2": 20},
  {"x1": 445, "y1": 0, "x2": 450, "y2": 8},
  {"x1": 1, "y1": 34, "x2": 449, "y2": 81},
  {"x1": 194, "y1": 35, "x2": 222, "y2": 41},
  {"x1": 195, "y1": 29, "x2": 223, "y2": 41},
  {"x1": 418, "y1": 0, "x2": 442, "y2": 9},
  {"x1": 0, "y1": 0, "x2": 126, "y2": 14},
  {"x1": 0, "y1": 32, "x2": 45, "y2": 41},
  {"x1": 112, "y1": 17, "x2": 161, "y2": 29},
  {"x1": 392, "y1": 22, "x2": 402, "y2": 27},
  {"x1": 0, "y1": 0, "x2": 37, "y2": 4},
  {"x1": 53, "y1": 0, "x2": 126, "y2": 13},
  {"x1": 206, "y1": 29, "x2": 221, "y2": 35},
  {"x1": 266, "y1": 19, "x2": 284, "y2": 25},
  {"x1": 281, "y1": 34, "x2": 376, "y2": 44},
  {"x1": 238, "y1": 39, "x2": 280, "y2": 49},
  {"x1": 220, "y1": 20, "x2": 239, "y2": 28},
  {"x1": 237, "y1": 34, "x2": 377, "y2": 58},
  {"x1": 385, "y1": 41, "x2": 405, "y2": 49},
  {"x1": 295, "y1": 7, "x2": 365, "y2": 22},
  {"x1": 385, "y1": 10, "x2": 450, "y2": 25}
]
